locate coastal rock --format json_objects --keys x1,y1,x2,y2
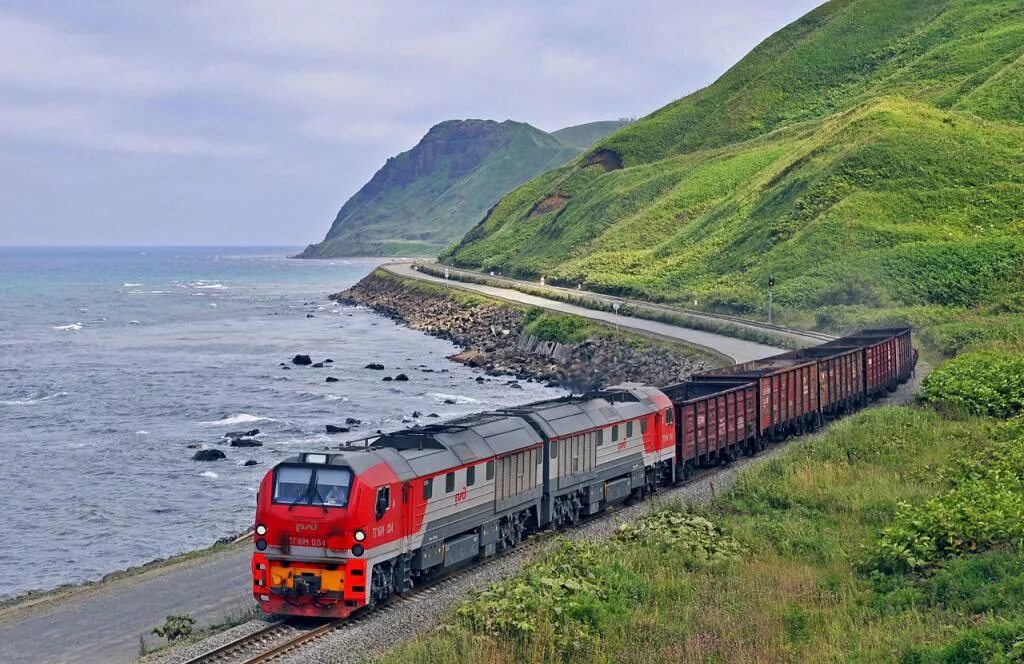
[
  {"x1": 229, "y1": 437, "x2": 263, "y2": 447},
  {"x1": 335, "y1": 272, "x2": 714, "y2": 391},
  {"x1": 306, "y1": 313, "x2": 315, "y2": 318},
  {"x1": 443, "y1": 398, "x2": 457, "y2": 405},
  {"x1": 346, "y1": 417, "x2": 361, "y2": 425},
  {"x1": 312, "y1": 362, "x2": 325, "y2": 368},
  {"x1": 382, "y1": 376, "x2": 393, "y2": 382},
  {"x1": 185, "y1": 443, "x2": 201, "y2": 449},
  {"x1": 326, "y1": 376, "x2": 339, "y2": 383},
  {"x1": 192, "y1": 449, "x2": 226, "y2": 461},
  {"x1": 365, "y1": 363, "x2": 385, "y2": 370},
  {"x1": 394, "y1": 373, "x2": 409, "y2": 381},
  {"x1": 242, "y1": 459, "x2": 259, "y2": 466},
  {"x1": 292, "y1": 354, "x2": 313, "y2": 366},
  {"x1": 224, "y1": 428, "x2": 260, "y2": 439},
  {"x1": 428, "y1": 412, "x2": 440, "y2": 418},
  {"x1": 326, "y1": 425, "x2": 350, "y2": 434},
  {"x1": 412, "y1": 411, "x2": 423, "y2": 418},
  {"x1": 325, "y1": 359, "x2": 334, "y2": 363}
]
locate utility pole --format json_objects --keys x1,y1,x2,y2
[{"x1": 767, "y1": 275, "x2": 775, "y2": 324}]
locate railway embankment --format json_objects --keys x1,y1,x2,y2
[{"x1": 334, "y1": 268, "x2": 717, "y2": 391}]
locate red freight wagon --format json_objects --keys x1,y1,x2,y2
[
  {"x1": 860, "y1": 327, "x2": 916, "y2": 383},
  {"x1": 662, "y1": 379, "x2": 759, "y2": 474},
  {"x1": 774, "y1": 346, "x2": 864, "y2": 418},
  {"x1": 696, "y1": 357, "x2": 820, "y2": 439},
  {"x1": 820, "y1": 331, "x2": 902, "y2": 398}
]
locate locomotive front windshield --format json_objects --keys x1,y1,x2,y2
[{"x1": 273, "y1": 465, "x2": 352, "y2": 507}]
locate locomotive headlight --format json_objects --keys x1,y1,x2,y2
[
  {"x1": 351, "y1": 544, "x2": 365, "y2": 557},
  {"x1": 255, "y1": 538, "x2": 267, "y2": 551},
  {"x1": 353, "y1": 529, "x2": 366, "y2": 542},
  {"x1": 255, "y1": 524, "x2": 267, "y2": 536}
]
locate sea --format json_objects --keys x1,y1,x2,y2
[{"x1": 0, "y1": 247, "x2": 563, "y2": 600}]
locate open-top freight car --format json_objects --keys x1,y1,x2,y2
[
  {"x1": 772, "y1": 345, "x2": 863, "y2": 419},
  {"x1": 819, "y1": 327, "x2": 914, "y2": 398},
  {"x1": 694, "y1": 356, "x2": 820, "y2": 439},
  {"x1": 662, "y1": 379, "x2": 759, "y2": 477}
]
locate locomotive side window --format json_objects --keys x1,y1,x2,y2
[
  {"x1": 375, "y1": 486, "x2": 390, "y2": 519},
  {"x1": 467, "y1": 465, "x2": 476, "y2": 486},
  {"x1": 665, "y1": 408, "x2": 674, "y2": 425},
  {"x1": 445, "y1": 471, "x2": 455, "y2": 493},
  {"x1": 486, "y1": 460, "x2": 494, "y2": 480},
  {"x1": 597, "y1": 429, "x2": 604, "y2": 446},
  {"x1": 423, "y1": 478, "x2": 433, "y2": 500},
  {"x1": 626, "y1": 421, "x2": 634, "y2": 438},
  {"x1": 612, "y1": 424, "x2": 619, "y2": 441},
  {"x1": 641, "y1": 417, "x2": 648, "y2": 434},
  {"x1": 550, "y1": 440, "x2": 558, "y2": 459},
  {"x1": 274, "y1": 466, "x2": 312, "y2": 503}
]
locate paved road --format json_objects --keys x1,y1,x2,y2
[
  {"x1": 0, "y1": 265, "x2": 784, "y2": 664},
  {"x1": 384, "y1": 262, "x2": 781, "y2": 363},
  {"x1": 0, "y1": 544, "x2": 254, "y2": 664}
]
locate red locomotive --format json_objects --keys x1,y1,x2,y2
[{"x1": 251, "y1": 328, "x2": 915, "y2": 618}]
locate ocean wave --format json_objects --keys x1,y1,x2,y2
[
  {"x1": 122, "y1": 282, "x2": 144, "y2": 287},
  {"x1": 322, "y1": 394, "x2": 349, "y2": 402},
  {"x1": 197, "y1": 413, "x2": 275, "y2": 427},
  {"x1": 0, "y1": 391, "x2": 69, "y2": 406},
  {"x1": 199, "y1": 471, "x2": 219, "y2": 479},
  {"x1": 53, "y1": 323, "x2": 83, "y2": 331},
  {"x1": 428, "y1": 393, "x2": 480, "y2": 404}
]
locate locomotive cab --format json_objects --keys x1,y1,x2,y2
[{"x1": 251, "y1": 451, "x2": 402, "y2": 618}]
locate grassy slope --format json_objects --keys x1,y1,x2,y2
[
  {"x1": 300, "y1": 120, "x2": 624, "y2": 258},
  {"x1": 443, "y1": 0, "x2": 1024, "y2": 347}
]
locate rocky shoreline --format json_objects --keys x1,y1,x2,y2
[{"x1": 334, "y1": 270, "x2": 715, "y2": 391}]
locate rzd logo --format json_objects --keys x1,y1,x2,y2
[
  {"x1": 295, "y1": 523, "x2": 319, "y2": 533},
  {"x1": 454, "y1": 487, "x2": 468, "y2": 504}
]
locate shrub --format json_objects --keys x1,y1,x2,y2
[
  {"x1": 921, "y1": 350, "x2": 1024, "y2": 418},
  {"x1": 866, "y1": 434, "x2": 1024, "y2": 574},
  {"x1": 152, "y1": 614, "x2": 196, "y2": 641},
  {"x1": 613, "y1": 510, "x2": 742, "y2": 565}
]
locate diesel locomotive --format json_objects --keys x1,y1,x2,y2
[{"x1": 251, "y1": 327, "x2": 915, "y2": 618}]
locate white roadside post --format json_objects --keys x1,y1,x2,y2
[{"x1": 612, "y1": 301, "x2": 621, "y2": 330}]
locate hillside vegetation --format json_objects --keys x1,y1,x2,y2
[
  {"x1": 299, "y1": 119, "x2": 628, "y2": 257},
  {"x1": 443, "y1": 0, "x2": 1024, "y2": 343}
]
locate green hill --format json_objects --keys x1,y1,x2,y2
[
  {"x1": 298, "y1": 119, "x2": 625, "y2": 258},
  {"x1": 443, "y1": 0, "x2": 1024, "y2": 345}
]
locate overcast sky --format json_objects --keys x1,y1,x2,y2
[{"x1": 0, "y1": 1, "x2": 822, "y2": 247}]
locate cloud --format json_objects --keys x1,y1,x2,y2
[{"x1": 0, "y1": 103, "x2": 262, "y2": 157}]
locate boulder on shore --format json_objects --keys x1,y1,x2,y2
[
  {"x1": 230, "y1": 437, "x2": 263, "y2": 447},
  {"x1": 193, "y1": 449, "x2": 226, "y2": 461},
  {"x1": 312, "y1": 362, "x2": 325, "y2": 368},
  {"x1": 346, "y1": 417, "x2": 361, "y2": 425},
  {"x1": 325, "y1": 376, "x2": 339, "y2": 383},
  {"x1": 382, "y1": 376, "x2": 393, "y2": 382},
  {"x1": 292, "y1": 354, "x2": 313, "y2": 365},
  {"x1": 326, "y1": 424, "x2": 350, "y2": 434},
  {"x1": 365, "y1": 363, "x2": 385, "y2": 370},
  {"x1": 394, "y1": 373, "x2": 409, "y2": 381},
  {"x1": 449, "y1": 349, "x2": 485, "y2": 367},
  {"x1": 242, "y1": 459, "x2": 259, "y2": 466}
]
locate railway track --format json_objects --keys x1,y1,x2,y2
[{"x1": 410, "y1": 262, "x2": 836, "y2": 344}]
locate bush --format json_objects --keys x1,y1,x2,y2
[
  {"x1": 866, "y1": 434, "x2": 1024, "y2": 574},
  {"x1": 613, "y1": 510, "x2": 742, "y2": 565},
  {"x1": 921, "y1": 351, "x2": 1024, "y2": 418},
  {"x1": 152, "y1": 614, "x2": 196, "y2": 641}
]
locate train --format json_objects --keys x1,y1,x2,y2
[{"x1": 250, "y1": 327, "x2": 916, "y2": 618}]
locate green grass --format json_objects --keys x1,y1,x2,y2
[{"x1": 441, "y1": 0, "x2": 1024, "y2": 348}]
